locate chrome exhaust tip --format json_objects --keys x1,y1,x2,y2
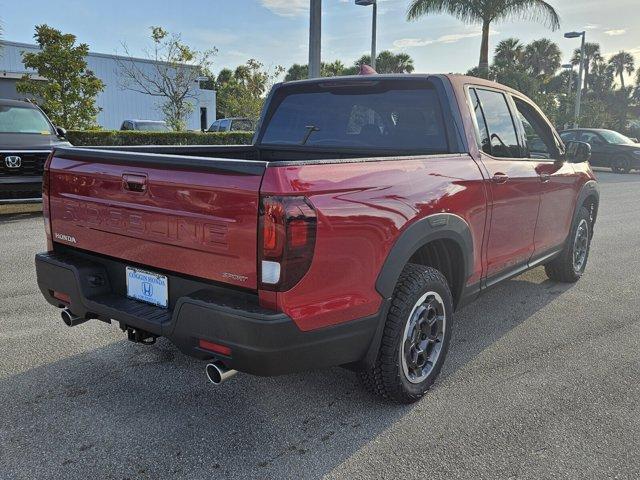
[
  {"x1": 61, "y1": 308, "x2": 88, "y2": 327},
  {"x1": 205, "y1": 362, "x2": 237, "y2": 385}
]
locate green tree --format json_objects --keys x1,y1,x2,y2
[
  {"x1": 16, "y1": 25, "x2": 104, "y2": 129},
  {"x1": 524, "y1": 38, "x2": 561, "y2": 77},
  {"x1": 571, "y1": 42, "x2": 601, "y2": 90},
  {"x1": 494, "y1": 38, "x2": 524, "y2": 68},
  {"x1": 608, "y1": 51, "x2": 635, "y2": 90},
  {"x1": 323, "y1": 60, "x2": 346, "y2": 77},
  {"x1": 117, "y1": 26, "x2": 216, "y2": 131},
  {"x1": 284, "y1": 63, "x2": 309, "y2": 81},
  {"x1": 407, "y1": 0, "x2": 560, "y2": 74},
  {"x1": 352, "y1": 50, "x2": 415, "y2": 73},
  {"x1": 216, "y1": 60, "x2": 284, "y2": 120}
]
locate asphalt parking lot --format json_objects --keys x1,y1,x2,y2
[{"x1": 1, "y1": 170, "x2": 639, "y2": 480}]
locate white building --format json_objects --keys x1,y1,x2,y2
[{"x1": 0, "y1": 40, "x2": 216, "y2": 130}]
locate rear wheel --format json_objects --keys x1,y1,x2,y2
[
  {"x1": 358, "y1": 264, "x2": 453, "y2": 403},
  {"x1": 545, "y1": 206, "x2": 591, "y2": 283},
  {"x1": 614, "y1": 155, "x2": 632, "y2": 174}
]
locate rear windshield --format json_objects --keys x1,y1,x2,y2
[
  {"x1": 0, "y1": 106, "x2": 53, "y2": 134},
  {"x1": 261, "y1": 81, "x2": 448, "y2": 152}
]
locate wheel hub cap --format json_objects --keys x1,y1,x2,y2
[
  {"x1": 573, "y1": 219, "x2": 589, "y2": 272},
  {"x1": 401, "y1": 292, "x2": 446, "y2": 384}
]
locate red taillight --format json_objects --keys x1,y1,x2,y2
[
  {"x1": 52, "y1": 291, "x2": 70, "y2": 304},
  {"x1": 198, "y1": 339, "x2": 232, "y2": 356},
  {"x1": 259, "y1": 196, "x2": 317, "y2": 291}
]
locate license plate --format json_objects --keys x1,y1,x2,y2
[{"x1": 125, "y1": 267, "x2": 168, "y2": 308}]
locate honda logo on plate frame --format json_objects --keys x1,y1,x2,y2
[{"x1": 4, "y1": 156, "x2": 22, "y2": 168}]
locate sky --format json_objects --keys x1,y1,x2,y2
[{"x1": 1, "y1": 0, "x2": 639, "y2": 78}]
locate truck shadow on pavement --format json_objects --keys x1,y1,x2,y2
[{"x1": 0, "y1": 267, "x2": 574, "y2": 480}]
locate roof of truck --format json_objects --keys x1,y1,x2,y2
[{"x1": 280, "y1": 73, "x2": 528, "y2": 98}]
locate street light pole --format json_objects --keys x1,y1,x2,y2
[
  {"x1": 562, "y1": 64, "x2": 573, "y2": 126},
  {"x1": 574, "y1": 32, "x2": 586, "y2": 127},
  {"x1": 309, "y1": 0, "x2": 322, "y2": 78},
  {"x1": 356, "y1": 0, "x2": 377, "y2": 70},
  {"x1": 371, "y1": 0, "x2": 377, "y2": 70},
  {"x1": 564, "y1": 30, "x2": 586, "y2": 128}
]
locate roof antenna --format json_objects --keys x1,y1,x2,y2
[{"x1": 359, "y1": 64, "x2": 377, "y2": 75}]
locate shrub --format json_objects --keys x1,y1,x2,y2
[{"x1": 66, "y1": 130, "x2": 254, "y2": 147}]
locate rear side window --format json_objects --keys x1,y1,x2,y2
[
  {"x1": 472, "y1": 88, "x2": 520, "y2": 158},
  {"x1": 261, "y1": 82, "x2": 449, "y2": 152},
  {"x1": 232, "y1": 119, "x2": 254, "y2": 131},
  {"x1": 470, "y1": 89, "x2": 491, "y2": 155},
  {"x1": 580, "y1": 131, "x2": 603, "y2": 145}
]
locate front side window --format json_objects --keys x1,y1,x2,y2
[
  {"x1": 220, "y1": 119, "x2": 231, "y2": 131},
  {"x1": 599, "y1": 130, "x2": 634, "y2": 145},
  {"x1": 560, "y1": 131, "x2": 577, "y2": 142},
  {"x1": 473, "y1": 89, "x2": 520, "y2": 158},
  {"x1": 513, "y1": 98, "x2": 556, "y2": 159},
  {"x1": 0, "y1": 106, "x2": 53, "y2": 134},
  {"x1": 261, "y1": 83, "x2": 448, "y2": 152}
]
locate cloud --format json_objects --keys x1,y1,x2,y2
[
  {"x1": 393, "y1": 28, "x2": 498, "y2": 50},
  {"x1": 260, "y1": 0, "x2": 308, "y2": 17},
  {"x1": 604, "y1": 29, "x2": 627, "y2": 36},
  {"x1": 393, "y1": 38, "x2": 435, "y2": 48}
]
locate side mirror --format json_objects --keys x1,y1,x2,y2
[
  {"x1": 565, "y1": 140, "x2": 591, "y2": 163},
  {"x1": 630, "y1": 137, "x2": 639, "y2": 143},
  {"x1": 55, "y1": 126, "x2": 67, "y2": 138}
]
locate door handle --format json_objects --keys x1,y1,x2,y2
[
  {"x1": 122, "y1": 173, "x2": 147, "y2": 193},
  {"x1": 491, "y1": 172, "x2": 509, "y2": 184},
  {"x1": 540, "y1": 173, "x2": 551, "y2": 183}
]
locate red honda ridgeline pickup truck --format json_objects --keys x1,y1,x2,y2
[{"x1": 35, "y1": 75, "x2": 598, "y2": 403}]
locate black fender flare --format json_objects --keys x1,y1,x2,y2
[
  {"x1": 375, "y1": 213, "x2": 474, "y2": 300},
  {"x1": 574, "y1": 180, "x2": 600, "y2": 233}
]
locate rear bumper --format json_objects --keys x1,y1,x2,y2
[
  {"x1": 0, "y1": 176, "x2": 43, "y2": 204},
  {"x1": 35, "y1": 249, "x2": 384, "y2": 376}
]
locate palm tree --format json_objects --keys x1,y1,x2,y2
[
  {"x1": 571, "y1": 42, "x2": 601, "y2": 90},
  {"x1": 608, "y1": 51, "x2": 635, "y2": 89},
  {"x1": 524, "y1": 38, "x2": 561, "y2": 77},
  {"x1": 494, "y1": 38, "x2": 524, "y2": 67},
  {"x1": 407, "y1": 0, "x2": 560, "y2": 73},
  {"x1": 353, "y1": 51, "x2": 415, "y2": 74}
]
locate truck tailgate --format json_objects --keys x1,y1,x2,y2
[{"x1": 47, "y1": 148, "x2": 266, "y2": 290}]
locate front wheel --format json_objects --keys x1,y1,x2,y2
[
  {"x1": 545, "y1": 206, "x2": 592, "y2": 283},
  {"x1": 358, "y1": 264, "x2": 453, "y2": 403}
]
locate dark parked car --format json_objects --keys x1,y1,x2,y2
[
  {"x1": 560, "y1": 128, "x2": 640, "y2": 173},
  {"x1": 0, "y1": 99, "x2": 70, "y2": 204},
  {"x1": 120, "y1": 120, "x2": 171, "y2": 132},
  {"x1": 208, "y1": 117, "x2": 254, "y2": 132}
]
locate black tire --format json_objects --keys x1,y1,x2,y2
[
  {"x1": 358, "y1": 264, "x2": 453, "y2": 403},
  {"x1": 614, "y1": 155, "x2": 632, "y2": 174},
  {"x1": 545, "y1": 206, "x2": 592, "y2": 283}
]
